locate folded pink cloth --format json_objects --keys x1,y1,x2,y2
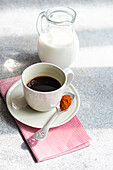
[{"x1": 0, "y1": 76, "x2": 91, "y2": 162}]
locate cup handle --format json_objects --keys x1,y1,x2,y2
[
  {"x1": 63, "y1": 68, "x2": 74, "y2": 88},
  {"x1": 36, "y1": 11, "x2": 45, "y2": 35}
]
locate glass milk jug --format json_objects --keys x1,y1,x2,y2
[{"x1": 37, "y1": 7, "x2": 79, "y2": 68}]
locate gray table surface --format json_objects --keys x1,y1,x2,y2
[{"x1": 0, "y1": 0, "x2": 113, "y2": 170}]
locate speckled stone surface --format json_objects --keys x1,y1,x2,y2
[{"x1": 0, "y1": 0, "x2": 113, "y2": 170}]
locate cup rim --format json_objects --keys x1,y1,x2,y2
[{"x1": 21, "y1": 62, "x2": 67, "y2": 94}]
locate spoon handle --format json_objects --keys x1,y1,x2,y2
[
  {"x1": 33, "y1": 92, "x2": 75, "y2": 141},
  {"x1": 33, "y1": 110, "x2": 59, "y2": 141}
]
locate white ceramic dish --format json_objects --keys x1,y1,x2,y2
[{"x1": 6, "y1": 79, "x2": 80, "y2": 128}]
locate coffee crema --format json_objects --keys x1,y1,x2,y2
[{"x1": 27, "y1": 76, "x2": 61, "y2": 92}]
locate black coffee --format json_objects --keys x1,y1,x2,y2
[{"x1": 27, "y1": 76, "x2": 61, "y2": 92}]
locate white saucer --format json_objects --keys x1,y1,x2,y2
[{"x1": 6, "y1": 79, "x2": 80, "y2": 128}]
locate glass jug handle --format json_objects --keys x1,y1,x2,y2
[{"x1": 36, "y1": 11, "x2": 45, "y2": 35}]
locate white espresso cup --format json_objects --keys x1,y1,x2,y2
[{"x1": 21, "y1": 62, "x2": 74, "y2": 112}]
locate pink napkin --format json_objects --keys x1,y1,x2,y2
[{"x1": 0, "y1": 76, "x2": 91, "y2": 162}]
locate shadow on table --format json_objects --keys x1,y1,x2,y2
[
  {"x1": 71, "y1": 66, "x2": 113, "y2": 129},
  {"x1": 0, "y1": 51, "x2": 41, "y2": 79}
]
